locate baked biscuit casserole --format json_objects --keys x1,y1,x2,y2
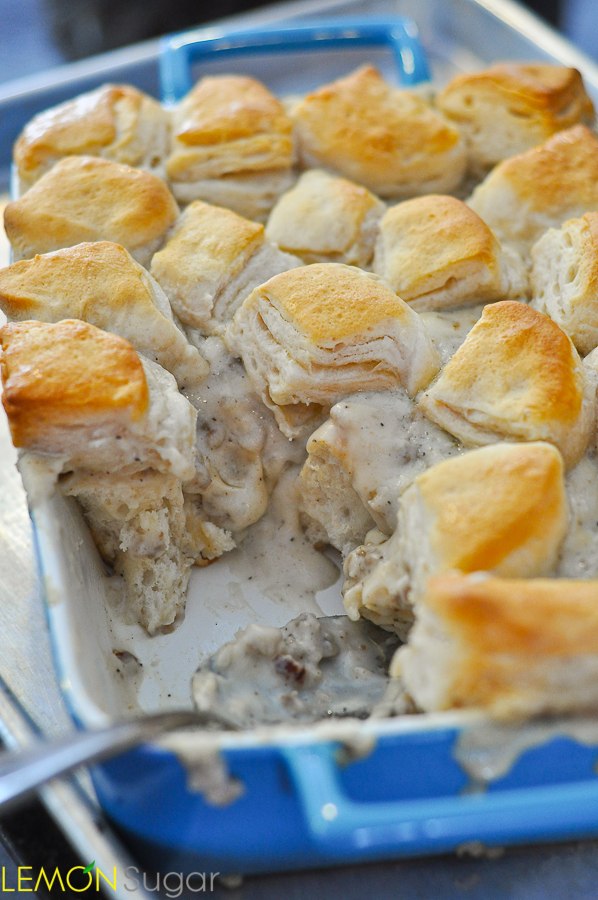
[{"x1": 3, "y1": 60, "x2": 598, "y2": 723}]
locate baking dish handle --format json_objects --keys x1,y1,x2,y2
[
  {"x1": 282, "y1": 742, "x2": 598, "y2": 857},
  {"x1": 159, "y1": 17, "x2": 430, "y2": 103}
]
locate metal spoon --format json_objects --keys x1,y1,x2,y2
[
  {"x1": 0, "y1": 616, "x2": 398, "y2": 812},
  {"x1": 0, "y1": 708, "x2": 238, "y2": 814}
]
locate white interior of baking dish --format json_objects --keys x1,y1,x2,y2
[{"x1": 32, "y1": 486, "x2": 352, "y2": 732}]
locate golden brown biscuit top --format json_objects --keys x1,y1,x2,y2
[
  {"x1": 425, "y1": 572, "x2": 598, "y2": 656},
  {"x1": 429, "y1": 300, "x2": 584, "y2": 427},
  {"x1": 493, "y1": 125, "x2": 598, "y2": 208},
  {"x1": 378, "y1": 195, "x2": 499, "y2": 297},
  {"x1": 174, "y1": 74, "x2": 292, "y2": 146},
  {"x1": 14, "y1": 84, "x2": 154, "y2": 178},
  {"x1": 439, "y1": 63, "x2": 594, "y2": 120},
  {"x1": 415, "y1": 442, "x2": 566, "y2": 573},
  {"x1": 152, "y1": 200, "x2": 264, "y2": 278},
  {"x1": 260, "y1": 263, "x2": 413, "y2": 343},
  {"x1": 292, "y1": 66, "x2": 461, "y2": 180},
  {"x1": 491, "y1": 62, "x2": 589, "y2": 97},
  {"x1": 0, "y1": 241, "x2": 159, "y2": 318},
  {"x1": 266, "y1": 169, "x2": 381, "y2": 256},
  {"x1": 0, "y1": 319, "x2": 149, "y2": 447},
  {"x1": 4, "y1": 156, "x2": 179, "y2": 252}
]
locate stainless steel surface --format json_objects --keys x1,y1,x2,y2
[{"x1": 0, "y1": 675, "x2": 155, "y2": 900}]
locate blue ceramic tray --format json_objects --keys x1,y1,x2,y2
[
  {"x1": 17, "y1": 4, "x2": 598, "y2": 878},
  {"x1": 159, "y1": 17, "x2": 430, "y2": 102}
]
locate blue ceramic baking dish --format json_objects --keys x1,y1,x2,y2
[{"x1": 13, "y1": 1, "x2": 598, "y2": 877}]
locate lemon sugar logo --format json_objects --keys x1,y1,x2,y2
[
  {"x1": 0, "y1": 861, "x2": 116, "y2": 892},
  {"x1": 1, "y1": 864, "x2": 220, "y2": 896},
  {"x1": 124, "y1": 868, "x2": 220, "y2": 896}
]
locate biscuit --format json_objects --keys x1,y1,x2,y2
[
  {"x1": 290, "y1": 65, "x2": 466, "y2": 198},
  {"x1": 0, "y1": 319, "x2": 196, "y2": 481},
  {"x1": 4, "y1": 155, "x2": 179, "y2": 265},
  {"x1": 395, "y1": 571, "x2": 598, "y2": 719},
  {"x1": 2, "y1": 318, "x2": 202, "y2": 634},
  {"x1": 14, "y1": 83, "x2": 171, "y2": 191},
  {"x1": 227, "y1": 263, "x2": 440, "y2": 439},
  {"x1": 266, "y1": 169, "x2": 385, "y2": 267},
  {"x1": 150, "y1": 200, "x2": 300, "y2": 334},
  {"x1": 62, "y1": 469, "x2": 195, "y2": 634},
  {"x1": 169, "y1": 169, "x2": 296, "y2": 223},
  {"x1": 437, "y1": 63, "x2": 594, "y2": 175},
  {"x1": 418, "y1": 300, "x2": 595, "y2": 467},
  {"x1": 373, "y1": 194, "x2": 527, "y2": 311},
  {"x1": 343, "y1": 442, "x2": 568, "y2": 636},
  {"x1": 530, "y1": 213, "x2": 598, "y2": 356},
  {"x1": 299, "y1": 437, "x2": 375, "y2": 554},
  {"x1": 468, "y1": 125, "x2": 598, "y2": 254},
  {"x1": 187, "y1": 335, "x2": 304, "y2": 535},
  {"x1": 166, "y1": 74, "x2": 294, "y2": 218},
  {"x1": 0, "y1": 242, "x2": 208, "y2": 388},
  {"x1": 299, "y1": 389, "x2": 459, "y2": 553}
]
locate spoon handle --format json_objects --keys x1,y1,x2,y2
[{"x1": 0, "y1": 710, "x2": 198, "y2": 813}]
